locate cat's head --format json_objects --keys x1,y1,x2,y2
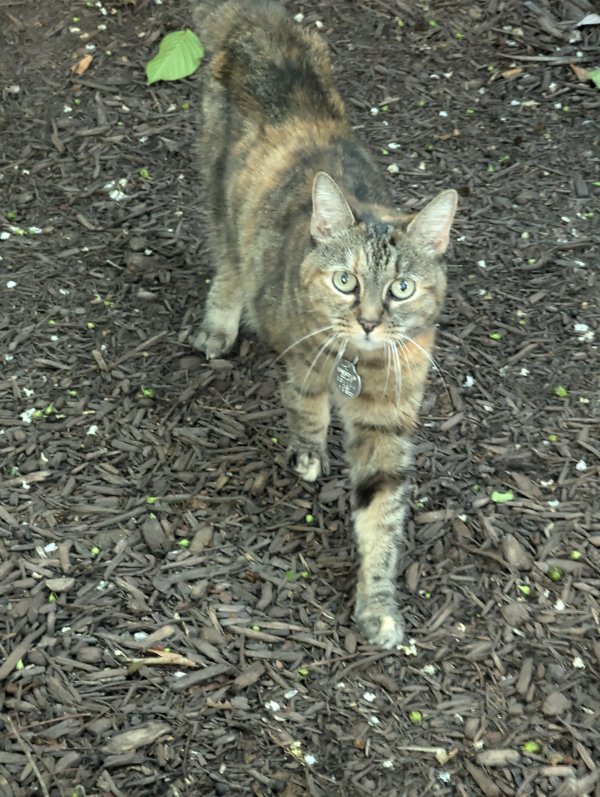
[{"x1": 303, "y1": 171, "x2": 457, "y2": 353}]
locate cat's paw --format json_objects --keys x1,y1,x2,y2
[
  {"x1": 287, "y1": 445, "x2": 330, "y2": 482},
  {"x1": 356, "y1": 606, "x2": 405, "y2": 649},
  {"x1": 192, "y1": 325, "x2": 236, "y2": 360}
]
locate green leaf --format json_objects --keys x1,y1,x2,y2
[
  {"x1": 548, "y1": 566, "x2": 562, "y2": 582},
  {"x1": 587, "y1": 67, "x2": 600, "y2": 90},
  {"x1": 553, "y1": 385, "x2": 569, "y2": 398},
  {"x1": 408, "y1": 710, "x2": 423, "y2": 724},
  {"x1": 491, "y1": 490, "x2": 514, "y2": 503},
  {"x1": 146, "y1": 30, "x2": 204, "y2": 85},
  {"x1": 522, "y1": 740, "x2": 542, "y2": 754}
]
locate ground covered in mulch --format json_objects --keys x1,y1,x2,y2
[{"x1": 1, "y1": 0, "x2": 599, "y2": 795}]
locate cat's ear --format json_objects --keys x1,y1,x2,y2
[
  {"x1": 406, "y1": 189, "x2": 458, "y2": 257},
  {"x1": 311, "y1": 172, "x2": 355, "y2": 243}
]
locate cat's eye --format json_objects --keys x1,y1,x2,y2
[
  {"x1": 332, "y1": 270, "x2": 358, "y2": 294},
  {"x1": 389, "y1": 277, "x2": 416, "y2": 301}
]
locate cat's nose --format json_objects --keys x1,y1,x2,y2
[{"x1": 359, "y1": 318, "x2": 380, "y2": 334}]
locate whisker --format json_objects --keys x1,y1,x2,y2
[
  {"x1": 397, "y1": 333, "x2": 451, "y2": 403},
  {"x1": 383, "y1": 341, "x2": 392, "y2": 398},
  {"x1": 301, "y1": 332, "x2": 342, "y2": 390},
  {"x1": 273, "y1": 325, "x2": 335, "y2": 364},
  {"x1": 329, "y1": 336, "x2": 348, "y2": 380},
  {"x1": 391, "y1": 342, "x2": 403, "y2": 406}
]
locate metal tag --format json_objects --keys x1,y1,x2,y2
[{"x1": 335, "y1": 358, "x2": 362, "y2": 398}]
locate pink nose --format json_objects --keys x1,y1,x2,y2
[{"x1": 359, "y1": 318, "x2": 379, "y2": 334}]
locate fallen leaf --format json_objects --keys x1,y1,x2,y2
[
  {"x1": 102, "y1": 721, "x2": 171, "y2": 754},
  {"x1": 72, "y1": 54, "x2": 93, "y2": 76},
  {"x1": 501, "y1": 66, "x2": 523, "y2": 80},
  {"x1": 575, "y1": 13, "x2": 600, "y2": 27},
  {"x1": 570, "y1": 63, "x2": 589, "y2": 82},
  {"x1": 146, "y1": 648, "x2": 198, "y2": 667}
]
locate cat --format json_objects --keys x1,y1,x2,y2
[{"x1": 191, "y1": 0, "x2": 457, "y2": 648}]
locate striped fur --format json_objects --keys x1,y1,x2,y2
[{"x1": 192, "y1": 0, "x2": 457, "y2": 647}]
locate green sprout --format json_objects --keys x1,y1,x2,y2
[
  {"x1": 141, "y1": 386, "x2": 155, "y2": 398},
  {"x1": 428, "y1": 19, "x2": 439, "y2": 28},
  {"x1": 90, "y1": 546, "x2": 101, "y2": 557},
  {"x1": 489, "y1": 331, "x2": 503, "y2": 340},
  {"x1": 178, "y1": 538, "x2": 190, "y2": 548},
  {"x1": 5, "y1": 210, "x2": 17, "y2": 221},
  {"x1": 409, "y1": 710, "x2": 423, "y2": 724},
  {"x1": 138, "y1": 167, "x2": 152, "y2": 180},
  {"x1": 569, "y1": 550, "x2": 582, "y2": 561},
  {"x1": 305, "y1": 514, "x2": 315, "y2": 524},
  {"x1": 146, "y1": 496, "x2": 158, "y2": 505},
  {"x1": 554, "y1": 385, "x2": 569, "y2": 398},
  {"x1": 548, "y1": 566, "x2": 562, "y2": 582},
  {"x1": 491, "y1": 490, "x2": 514, "y2": 503},
  {"x1": 518, "y1": 584, "x2": 531, "y2": 596},
  {"x1": 522, "y1": 740, "x2": 542, "y2": 754},
  {"x1": 297, "y1": 666, "x2": 310, "y2": 678}
]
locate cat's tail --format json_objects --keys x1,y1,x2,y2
[{"x1": 190, "y1": 0, "x2": 345, "y2": 123}]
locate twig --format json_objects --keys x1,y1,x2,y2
[
  {"x1": 2, "y1": 714, "x2": 50, "y2": 797},
  {"x1": 498, "y1": 52, "x2": 588, "y2": 64}
]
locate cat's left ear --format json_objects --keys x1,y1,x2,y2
[
  {"x1": 406, "y1": 189, "x2": 458, "y2": 257},
  {"x1": 311, "y1": 172, "x2": 355, "y2": 243}
]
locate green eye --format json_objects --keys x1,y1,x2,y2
[
  {"x1": 332, "y1": 271, "x2": 358, "y2": 294},
  {"x1": 389, "y1": 277, "x2": 416, "y2": 300}
]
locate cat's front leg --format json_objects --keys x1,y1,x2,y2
[
  {"x1": 345, "y1": 419, "x2": 415, "y2": 648},
  {"x1": 280, "y1": 362, "x2": 331, "y2": 482},
  {"x1": 193, "y1": 270, "x2": 243, "y2": 359}
]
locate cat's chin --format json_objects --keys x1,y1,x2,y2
[{"x1": 354, "y1": 336, "x2": 386, "y2": 352}]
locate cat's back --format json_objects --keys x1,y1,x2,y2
[{"x1": 193, "y1": 0, "x2": 344, "y2": 123}]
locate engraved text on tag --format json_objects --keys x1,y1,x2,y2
[{"x1": 335, "y1": 359, "x2": 362, "y2": 398}]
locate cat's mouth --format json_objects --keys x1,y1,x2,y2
[{"x1": 353, "y1": 332, "x2": 386, "y2": 351}]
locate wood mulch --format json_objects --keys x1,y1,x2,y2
[{"x1": 0, "y1": 0, "x2": 598, "y2": 795}]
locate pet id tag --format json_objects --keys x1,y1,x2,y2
[{"x1": 335, "y1": 358, "x2": 362, "y2": 398}]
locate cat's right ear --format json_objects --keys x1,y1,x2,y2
[{"x1": 311, "y1": 172, "x2": 355, "y2": 243}]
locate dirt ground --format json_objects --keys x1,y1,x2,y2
[{"x1": 0, "y1": 0, "x2": 599, "y2": 795}]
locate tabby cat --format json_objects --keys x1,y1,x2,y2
[{"x1": 192, "y1": 0, "x2": 457, "y2": 648}]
